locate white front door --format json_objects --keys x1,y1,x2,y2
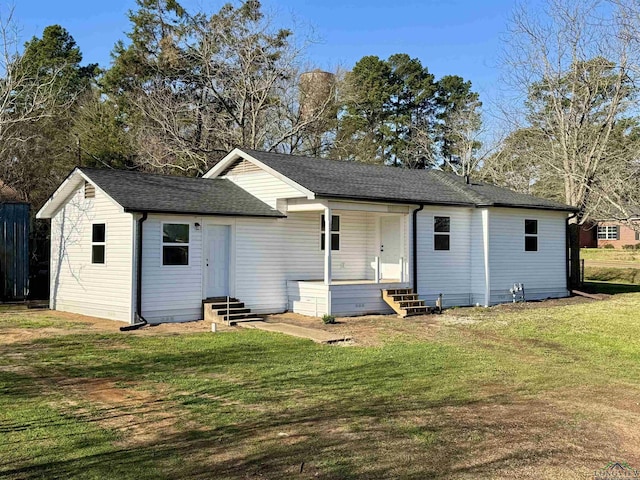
[
  {"x1": 206, "y1": 225, "x2": 230, "y2": 297},
  {"x1": 379, "y1": 216, "x2": 402, "y2": 280}
]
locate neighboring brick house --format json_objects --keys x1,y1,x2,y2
[{"x1": 581, "y1": 219, "x2": 640, "y2": 248}]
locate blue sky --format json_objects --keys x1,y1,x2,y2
[{"x1": 14, "y1": 0, "x2": 528, "y2": 112}]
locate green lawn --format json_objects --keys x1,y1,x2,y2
[
  {"x1": 2, "y1": 294, "x2": 640, "y2": 479},
  {"x1": 581, "y1": 248, "x2": 640, "y2": 284}
]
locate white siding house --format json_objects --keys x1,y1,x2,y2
[
  {"x1": 48, "y1": 177, "x2": 135, "y2": 321},
  {"x1": 38, "y1": 148, "x2": 574, "y2": 324}
]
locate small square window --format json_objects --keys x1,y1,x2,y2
[
  {"x1": 92, "y1": 224, "x2": 105, "y2": 243},
  {"x1": 163, "y1": 224, "x2": 189, "y2": 243},
  {"x1": 525, "y1": 219, "x2": 538, "y2": 235},
  {"x1": 434, "y1": 234, "x2": 450, "y2": 251},
  {"x1": 434, "y1": 216, "x2": 450, "y2": 233},
  {"x1": 92, "y1": 245, "x2": 105, "y2": 264},
  {"x1": 320, "y1": 233, "x2": 340, "y2": 251},
  {"x1": 525, "y1": 236, "x2": 538, "y2": 252},
  {"x1": 163, "y1": 246, "x2": 189, "y2": 266}
]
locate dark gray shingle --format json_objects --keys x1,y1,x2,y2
[
  {"x1": 80, "y1": 167, "x2": 283, "y2": 217},
  {"x1": 244, "y1": 149, "x2": 575, "y2": 211}
]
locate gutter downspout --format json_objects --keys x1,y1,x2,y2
[
  {"x1": 566, "y1": 211, "x2": 579, "y2": 292},
  {"x1": 412, "y1": 204, "x2": 424, "y2": 293},
  {"x1": 120, "y1": 212, "x2": 149, "y2": 332}
]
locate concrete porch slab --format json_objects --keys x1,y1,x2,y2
[{"x1": 236, "y1": 321, "x2": 351, "y2": 344}]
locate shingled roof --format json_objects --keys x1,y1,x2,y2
[
  {"x1": 80, "y1": 167, "x2": 283, "y2": 217},
  {"x1": 241, "y1": 149, "x2": 575, "y2": 212}
]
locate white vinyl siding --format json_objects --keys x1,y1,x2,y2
[
  {"x1": 287, "y1": 280, "x2": 407, "y2": 317},
  {"x1": 415, "y1": 206, "x2": 473, "y2": 307},
  {"x1": 50, "y1": 184, "x2": 134, "y2": 322},
  {"x1": 136, "y1": 210, "x2": 378, "y2": 321},
  {"x1": 235, "y1": 211, "x2": 378, "y2": 314},
  {"x1": 139, "y1": 215, "x2": 203, "y2": 322},
  {"x1": 469, "y1": 209, "x2": 489, "y2": 306},
  {"x1": 488, "y1": 208, "x2": 568, "y2": 303},
  {"x1": 223, "y1": 165, "x2": 305, "y2": 209}
]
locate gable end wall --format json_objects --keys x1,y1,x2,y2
[{"x1": 50, "y1": 185, "x2": 134, "y2": 322}]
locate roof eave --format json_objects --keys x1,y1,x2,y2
[
  {"x1": 122, "y1": 207, "x2": 285, "y2": 218},
  {"x1": 316, "y1": 193, "x2": 475, "y2": 208},
  {"x1": 479, "y1": 202, "x2": 578, "y2": 213}
]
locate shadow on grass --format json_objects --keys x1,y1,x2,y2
[
  {"x1": 1, "y1": 321, "x2": 627, "y2": 479},
  {"x1": 583, "y1": 281, "x2": 640, "y2": 295}
]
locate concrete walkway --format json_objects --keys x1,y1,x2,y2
[{"x1": 237, "y1": 321, "x2": 350, "y2": 344}]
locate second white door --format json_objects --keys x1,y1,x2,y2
[
  {"x1": 379, "y1": 216, "x2": 402, "y2": 280},
  {"x1": 206, "y1": 225, "x2": 230, "y2": 297}
]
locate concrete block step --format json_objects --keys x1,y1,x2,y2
[
  {"x1": 203, "y1": 297, "x2": 239, "y2": 303},
  {"x1": 228, "y1": 317, "x2": 263, "y2": 326},
  {"x1": 213, "y1": 307, "x2": 250, "y2": 315},
  {"x1": 206, "y1": 302, "x2": 245, "y2": 310},
  {"x1": 222, "y1": 312, "x2": 261, "y2": 321}
]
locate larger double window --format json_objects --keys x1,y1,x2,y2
[
  {"x1": 525, "y1": 219, "x2": 538, "y2": 251},
  {"x1": 434, "y1": 216, "x2": 450, "y2": 251},
  {"x1": 91, "y1": 224, "x2": 106, "y2": 264},
  {"x1": 163, "y1": 223, "x2": 190, "y2": 265},
  {"x1": 320, "y1": 214, "x2": 340, "y2": 251},
  {"x1": 597, "y1": 225, "x2": 619, "y2": 240}
]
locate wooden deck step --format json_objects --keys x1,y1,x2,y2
[
  {"x1": 386, "y1": 288, "x2": 413, "y2": 295},
  {"x1": 381, "y1": 288, "x2": 431, "y2": 318}
]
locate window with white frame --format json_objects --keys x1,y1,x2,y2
[
  {"x1": 597, "y1": 225, "x2": 619, "y2": 240},
  {"x1": 320, "y1": 214, "x2": 340, "y2": 251},
  {"x1": 91, "y1": 223, "x2": 106, "y2": 264},
  {"x1": 434, "y1": 216, "x2": 450, "y2": 251},
  {"x1": 525, "y1": 219, "x2": 538, "y2": 251},
  {"x1": 162, "y1": 223, "x2": 190, "y2": 265}
]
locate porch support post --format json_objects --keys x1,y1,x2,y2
[{"x1": 324, "y1": 206, "x2": 332, "y2": 286}]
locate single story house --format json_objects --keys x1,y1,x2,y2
[
  {"x1": 580, "y1": 218, "x2": 640, "y2": 249},
  {"x1": 36, "y1": 148, "x2": 575, "y2": 324}
]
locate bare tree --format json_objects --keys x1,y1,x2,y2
[
  {"x1": 498, "y1": 0, "x2": 640, "y2": 284},
  {"x1": 0, "y1": 9, "x2": 79, "y2": 202},
  {"x1": 128, "y1": 2, "x2": 338, "y2": 174},
  {"x1": 502, "y1": 0, "x2": 640, "y2": 219}
]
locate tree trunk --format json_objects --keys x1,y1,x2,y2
[{"x1": 567, "y1": 221, "x2": 581, "y2": 289}]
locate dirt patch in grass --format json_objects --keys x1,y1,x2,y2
[
  {"x1": 265, "y1": 311, "x2": 441, "y2": 346},
  {"x1": 55, "y1": 377, "x2": 156, "y2": 404},
  {"x1": 0, "y1": 311, "x2": 235, "y2": 344},
  {"x1": 263, "y1": 296, "x2": 596, "y2": 346}
]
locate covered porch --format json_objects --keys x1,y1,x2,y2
[{"x1": 285, "y1": 198, "x2": 412, "y2": 317}]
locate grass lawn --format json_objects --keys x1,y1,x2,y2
[
  {"x1": 2, "y1": 293, "x2": 640, "y2": 479},
  {"x1": 581, "y1": 248, "x2": 640, "y2": 284},
  {"x1": 581, "y1": 248, "x2": 640, "y2": 263}
]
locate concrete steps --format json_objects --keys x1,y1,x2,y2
[
  {"x1": 203, "y1": 297, "x2": 262, "y2": 326},
  {"x1": 381, "y1": 288, "x2": 431, "y2": 318}
]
